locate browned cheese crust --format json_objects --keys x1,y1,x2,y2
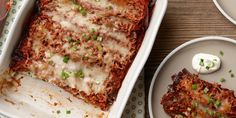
[
  {"x1": 10, "y1": 0, "x2": 149, "y2": 110},
  {"x1": 161, "y1": 69, "x2": 236, "y2": 118}
]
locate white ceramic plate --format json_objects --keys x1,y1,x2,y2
[
  {"x1": 0, "y1": 0, "x2": 168, "y2": 118},
  {"x1": 213, "y1": 0, "x2": 236, "y2": 25},
  {"x1": 148, "y1": 36, "x2": 236, "y2": 118}
]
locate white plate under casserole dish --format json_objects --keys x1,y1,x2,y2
[{"x1": 0, "y1": 0, "x2": 167, "y2": 118}]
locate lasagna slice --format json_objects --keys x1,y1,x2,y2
[
  {"x1": 161, "y1": 69, "x2": 236, "y2": 118},
  {"x1": 11, "y1": 0, "x2": 148, "y2": 110}
]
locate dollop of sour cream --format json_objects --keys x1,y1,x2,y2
[{"x1": 192, "y1": 53, "x2": 221, "y2": 74}]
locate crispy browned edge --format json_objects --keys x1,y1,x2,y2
[
  {"x1": 10, "y1": 0, "x2": 149, "y2": 110},
  {"x1": 161, "y1": 69, "x2": 236, "y2": 117}
]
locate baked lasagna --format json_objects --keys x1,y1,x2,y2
[
  {"x1": 10, "y1": 0, "x2": 148, "y2": 110},
  {"x1": 161, "y1": 69, "x2": 236, "y2": 118}
]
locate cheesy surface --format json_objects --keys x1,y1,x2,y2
[{"x1": 11, "y1": 0, "x2": 148, "y2": 110}]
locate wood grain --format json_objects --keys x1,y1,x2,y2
[{"x1": 145, "y1": 0, "x2": 236, "y2": 117}]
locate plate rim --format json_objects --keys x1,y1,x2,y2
[
  {"x1": 213, "y1": 0, "x2": 236, "y2": 25},
  {"x1": 148, "y1": 36, "x2": 236, "y2": 118}
]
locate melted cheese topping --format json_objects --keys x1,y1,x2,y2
[{"x1": 11, "y1": 0, "x2": 147, "y2": 110}]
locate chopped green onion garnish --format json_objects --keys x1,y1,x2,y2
[
  {"x1": 48, "y1": 60, "x2": 55, "y2": 66},
  {"x1": 106, "y1": 6, "x2": 113, "y2": 10},
  {"x1": 66, "y1": 110, "x2": 71, "y2": 114},
  {"x1": 219, "y1": 78, "x2": 225, "y2": 83},
  {"x1": 207, "y1": 61, "x2": 215, "y2": 68},
  {"x1": 214, "y1": 100, "x2": 221, "y2": 108},
  {"x1": 61, "y1": 70, "x2": 70, "y2": 80},
  {"x1": 63, "y1": 55, "x2": 70, "y2": 63},
  {"x1": 199, "y1": 59, "x2": 204, "y2": 66},
  {"x1": 231, "y1": 73, "x2": 235, "y2": 78},
  {"x1": 71, "y1": 46, "x2": 78, "y2": 51},
  {"x1": 208, "y1": 110, "x2": 214, "y2": 116},
  {"x1": 207, "y1": 97, "x2": 214, "y2": 104},
  {"x1": 220, "y1": 50, "x2": 224, "y2": 56},
  {"x1": 97, "y1": 45, "x2": 103, "y2": 52},
  {"x1": 72, "y1": 0, "x2": 78, "y2": 4},
  {"x1": 97, "y1": 36, "x2": 103, "y2": 42},
  {"x1": 216, "y1": 112, "x2": 221, "y2": 118},
  {"x1": 229, "y1": 70, "x2": 232, "y2": 73},
  {"x1": 92, "y1": 35, "x2": 98, "y2": 40},
  {"x1": 191, "y1": 101, "x2": 198, "y2": 108},
  {"x1": 82, "y1": 34, "x2": 90, "y2": 40},
  {"x1": 203, "y1": 87, "x2": 209, "y2": 94},
  {"x1": 79, "y1": 8, "x2": 87, "y2": 16},
  {"x1": 192, "y1": 84, "x2": 197, "y2": 90},
  {"x1": 56, "y1": 110, "x2": 61, "y2": 114},
  {"x1": 66, "y1": 37, "x2": 73, "y2": 43},
  {"x1": 74, "y1": 70, "x2": 85, "y2": 79},
  {"x1": 206, "y1": 66, "x2": 210, "y2": 70},
  {"x1": 91, "y1": 28, "x2": 96, "y2": 33}
]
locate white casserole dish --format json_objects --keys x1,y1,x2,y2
[{"x1": 0, "y1": 0, "x2": 167, "y2": 117}]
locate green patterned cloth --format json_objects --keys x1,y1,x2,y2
[
  {"x1": 122, "y1": 71, "x2": 145, "y2": 118},
  {"x1": 0, "y1": 0, "x2": 23, "y2": 55}
]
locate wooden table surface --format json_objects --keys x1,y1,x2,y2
[
  {"x1": 144, "y1": 0, "x2": 236, "y2": 117},
  {"x1": 1, "y1": 0, "x2": 236, "y2": 117}
]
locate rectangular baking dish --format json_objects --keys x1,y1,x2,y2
[{"x1": 0, "y1": 0, "x2": 167, "y2": 117}]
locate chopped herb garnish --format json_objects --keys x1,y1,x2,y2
[
  {"x1": 74, "y1": 70, "x2": 85, "y2": 78},
  {"x1": 82, "y1": 34, "x2": 90, "y2": 40},
  {"x1": 231, "y1": 73, "x2": 235, "y2": 78},
  {"x1": 206, "y1": 66, "x2": 210, "y2": 70},
  {"x1": 106, "y1": 6, "x2": 113, "y2": 10},
  {"x1": 66, "y1": 110, "x2": 71, "y2": 114},
  {"x1": 203, "y1": 87, "x2": 209, "y2": 94},
  {"x1": 73, "y1": 3, "x2": 87, "y2": 16},
  {"x1": 208, "y1": 110, "x2": 214, "y2": 116},
  {"x1": 216, "y1": 112, "x2": 221, "y2": 118},
  {"x1": 61, "y1": 70, "x2": 70, "y2": 80},
  {"x1": 91, "y1": 28, "x2": 96, "y2": 33},
  {"x1": 214, "y1": 100, "x2": 221, "y2": 108},
  {"x1": 213, "y1": 59, "x2": 217, "y2": 62},
  {"x1": 56, "y1": 110, "x2": 61, "y2": 114},
  {"x1": 229, "y1": 70, "x2": 232, "y2": 73},
  {"x1": 220, "y1": 50, "x2": 224, "y2": 56},
  {"x1": 63, "y1": 55, "x2": 70, "y2": 63},
  {"x1": 97, "y1": 36, "x2": 103, "y2": 42},
  {"x1": 97, "y1": 45, "x2": 103, "y2": 52},
  {"x1": 192, "y1": 84, "x2": 197, "y2": 90},
  {"x1": 66, "y1": 37, "x2": 73, "y2": 43},
  {"x1": 199, "y1": 59, "x2": 204, "y2": 66},
  {"x1": 191, "y1": 101, "x2": 198, "y2": 108},
  {"x1": 95, "y1": 0, "x2": 100, "y2": 2},
  {"x1": 75, "y1": 40, "x2": 80, "y2": 45},
  {"x1": 207, "y1": 97, "x2": 214, "y2": 104},
  {"x1": 71, "y1": 46, "x2": 78, "y2": 51},
  {"x1": 92, "y1": 34, "x2": 98, "y2": 40},
  {"x1": 79, "y1": 8, "x2": 87, "y2": 16},
  {"x1": 207, "y1": 61, "x2": 215, "y2": 68},
  {"x1": 219, "y1": 78, "x2": 226, "y2": 83},
  {"x1": 48, "y1": 60, "x2": 55, "y2": 66},
  {"x1": 72, "y1": 0, "x2": 78, "y2": 4}
]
